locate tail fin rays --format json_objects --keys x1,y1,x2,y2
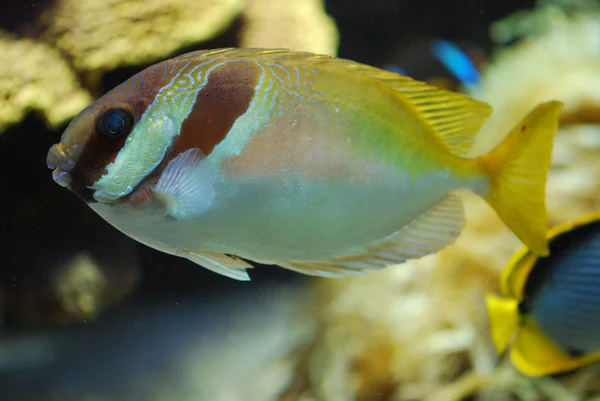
[{"x1": 479, "y1": 101, "x2": 563, "y2": 255}]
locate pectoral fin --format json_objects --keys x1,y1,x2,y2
[{"x1": 153, "y1": 148, "x2": 217, "y2": 220}]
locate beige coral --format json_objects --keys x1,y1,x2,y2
[
  {"x1": 0, "y1": 31, "x2": 92, "y2": 133},
  {"x1": 241, "y1": 0, "x2": 339, "y2": 56},
  {"x1": 469, "y1": 11, "x2": 600, "y2": 160},
  {"x1": 39, "y1": 0, "x2": 245, "y2": 73},
  {"x1": 0, "y1": 0, "x2": 339, "y2": 134},
  {"x1": 52, "y1": 251, "x2": 139, "y2": 322}
]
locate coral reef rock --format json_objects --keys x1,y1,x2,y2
[
  {"x1": 241, "y1": 0, "x2": 339, "y2": 56},
  {"x1": 39, "y1": 0, "x2": 245, "y2": 73},
  {"x1": 0, "y1": 31, "x2": 91, "y2": 133}
]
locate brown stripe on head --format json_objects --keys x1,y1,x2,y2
[
  {"x1": 173, "y1": 61, "x2": 260, "y2": 156},
  {"x1": 58, "y1": 58, "x2": 190, "y2": 193}
]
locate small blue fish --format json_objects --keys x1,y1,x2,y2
[{"x1": 384, "y1": 39, "x2": 484, "y2": 91}]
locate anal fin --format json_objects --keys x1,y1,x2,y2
[
  {"x1": 183, "y1": 250, "x2": 253, "y2": 281},
  {"x1": 278, "y1": 261, "x2": 367, "y2": 278},
  {"x1": 279, "y1": 193, "x2": 466, "y2": 278}
]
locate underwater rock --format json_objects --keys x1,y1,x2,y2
[
  {"x1": 0, "y1": 31, "x2": 92, "y2": 133},
  {"x1": 38, "y1": 0, "x2": 245, "y2": 73},
  {"x1": 241, "y1": 0, "x2": 339, "y2": 56}
]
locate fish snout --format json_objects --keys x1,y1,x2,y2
[
  {"x1": 51, "y1": 168, "x2": 71, "y2": 188},
  {"x1": 47, "y1": 143, "x2": 75, "y2": 171},
  {"x1": 47, "y1": 143, "x2": 75, "y2": 188}
]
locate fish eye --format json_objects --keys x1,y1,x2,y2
[{"x1": 96, "y1": 108, "x2": 134, "y2": 139}]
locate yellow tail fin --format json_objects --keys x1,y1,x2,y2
[
  {"x1": 480, "y1": 101, "x2": 563, "y2": 256},
  {"x1": 485, "y1": 294, "x2": 520, "y2": 354}
]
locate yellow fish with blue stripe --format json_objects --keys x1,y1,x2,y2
[
  {"x1": 486, "y1": 211, "x2": 600, "y2": 376},
  {"x1": 46, "y1": 48, "x2": 563, "y2": 281}
]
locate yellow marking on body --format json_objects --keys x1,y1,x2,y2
[{"x1": 511, "y1": 320, "x2": 600, "y2": 376}]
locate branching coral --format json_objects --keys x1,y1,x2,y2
[{"x1": 0, "y1": 31, "x2": 92, "y2": 133}]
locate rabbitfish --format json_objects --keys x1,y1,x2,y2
[{"x1": 47, "y1": 48, "x2": 563, "y2": 281}]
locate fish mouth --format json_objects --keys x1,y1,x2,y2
[
  {"x1": 47, "y1": 143, "x2": 75, "y2": 171},
  {"x1": 47, "y1": 143, "x2": 99, "y2": 202},
  {"x1": 48, "y1": 143, "x2": 76, "y2": 189},
  {"x1": 52, "y1": 166, "x2": 97, "y2": 203},
  {"x1": 52, "y1": 168, "x2": 72, "y2": 188}
]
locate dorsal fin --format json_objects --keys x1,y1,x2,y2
[
  {"x1": 334, "y1": 60, "x2": 492, "y2": 157},
  {"x1": 381, "y1": 78, "x2": 492, "y2": 157}
]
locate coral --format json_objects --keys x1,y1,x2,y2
[
  {"x1": 38, "y1": 0, "x2": 245, "y2": 73},
  {"x1": 279, "y1": 6, "x2": 600, "y2": 401},
  {"x1": 3, "y1": 228, "x2": 141, "y2": 325},
  {"x1": 52, "y1": 252, "x2": 109, "y2": 319},
  {"x1": 241, "y1": 0, "x2": 339, "y2": 56},
  {"x1": 52, "y1": 251, "x2": 139, "y2": 321},
  {"x1": 489, "y1": 0, "x2": 600, "y2": 44},
  {"x1": 469, "y1": 10, "x2": 600, "y2": 160},
  {"x1": 0, "y1": 31, "x2": 92, "y2": 133},
  {"x1": 38, "y1": 0, "x2": 338, "y2": 74},
  {"x1": 0, "y1": 0, "x2": 338, "y2": 134}
]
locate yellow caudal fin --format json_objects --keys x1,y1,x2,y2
[
  {"x1": 510, "y1": 320, "x2": 600, "y2": 377},
  {"x1": 485, "y1": 294, "x2": 520, "y2": 354},
  {"x1": 479, "y1": 101, "x2": 563, "y2": 256}
]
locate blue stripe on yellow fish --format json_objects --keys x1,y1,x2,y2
[
  {"x1": 486, "y1": 211, "x2": 600, "y2": 376},
  {"x1": 46, "y1": 48, "x2": 562, "y2": 281}
]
